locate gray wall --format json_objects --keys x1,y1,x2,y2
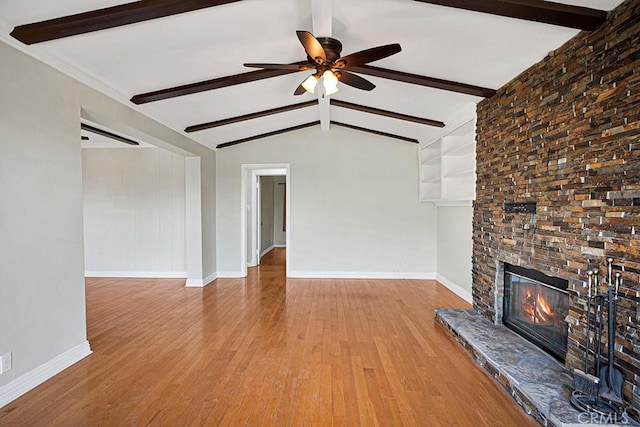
[
  {"x1": 259, "y1": 176, "x2": 274, "y2": 255},
  {"x1": 216, "y1": 125, "x2": 438, "y2": 276},
  {"x1": 273, "y1": 176, "x2": 286, "y2": 247},
  {"x1": 82, "y1": 147, "x2": 186, "y2": 276},
  {"x1": 0, "y1": 40, "x2": 88, "y2": 390},
  {"x1": 0, "y1": 39, "x2": 216, "y2": 398},
  {"x1": 437, "y1": 206, "x2": 473, "y2": 301}
]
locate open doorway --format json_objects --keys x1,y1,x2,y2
[
  {"x1": 241, "y1": 165, "x2": 290, "y2": 277},
  {"x1": 257, "y1": 175, "x2": 286, "y2": 266}
]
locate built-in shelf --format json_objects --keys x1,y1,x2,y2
[{"x1": 420, "y1": 111, "x2": 476, "y2": 205}]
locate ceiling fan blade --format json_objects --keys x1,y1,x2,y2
[
  {"x1": 294, "y1": 83, "x2": 308, "y2": 96},
  {"x1": 335, "y1": 43, "x2": 401, "y2": 69},
  {"x1": 244, "y1": 62, "x2": 312, "y2": 71},
  {"x1": 296, "y1": 30, "x2": 327, "y2": 64},
  {"x1": 337, "y1": 71, "x2": 376, "y2": 91}
]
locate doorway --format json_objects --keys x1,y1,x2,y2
[
  {"x1": 241, "y1": 165, "x2": 290, "y2": 277},
  {"x1": 257, "y1": 175, "x2": 286, "y2": 265}
]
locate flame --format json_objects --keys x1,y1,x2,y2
[{"x1": 520, "y1": 288, "x2": 554, "y2": 323}]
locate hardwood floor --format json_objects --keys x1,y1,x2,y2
[{"x1": 0, "y1": 248, "x2": 536, "y2": 426}]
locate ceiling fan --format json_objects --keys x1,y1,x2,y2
[{"x1": 244, "y1": 31, "x2": 401, "y2": 96}]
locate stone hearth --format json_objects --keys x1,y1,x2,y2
[{"x1": 436, "y1": 308, "x2": 638, "y2": 427}]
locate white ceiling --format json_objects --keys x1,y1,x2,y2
[{"x1": 0, "y1": 0, "x2": 626, "y2": 150}]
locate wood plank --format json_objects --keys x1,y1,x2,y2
[
  {"x1": 133, "y1": 65, "x2": 494, "y2": 104},
  {"x1": 331, "y1": 121, "x2": 419, "y2": 144},
  {"x1": 11, "y1": 0, "x2": 241, "y2": 45},
  {"x1": 413, "y1": 0, "x2": 607, "y2": 30},
  {"x1": 131, "y1": 67, "x2": 305, "y2": 104},
  {"x1": 350, "y1": 65, "x2": 497, "y2": 98},
  {"x1": 185, "y1": 100, "x2": 318, "y2": 133},
  {"x1": 0, "y1": 251, "x2": 537, "y2": 426},
  {"x1": 215, "y1": 122, "x2": 319, "y2": 149},
  {"x1": 331, "y1": 99, "x2": 445, "y2": 127},
  {"x1": 81, "y1": 123, "x2": 139, "y2": 146}
]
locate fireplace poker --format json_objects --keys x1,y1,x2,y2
[
  {"x1": 598, "y1": 271, "x2": 625, "y2": 404},
  {"x1": 572, "y1": 270, "x2": 600, "y2": 396},
  {"x1": 593, "y1": 269, "x2": 604, "y2": 379}
]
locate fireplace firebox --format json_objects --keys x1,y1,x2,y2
[{"x1": 503, "y1": 264, "x2": 569, "y2": 362}]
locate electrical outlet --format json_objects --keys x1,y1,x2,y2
[{"x1": 1, "y1": 352, "x2": 12, "y2": 373}]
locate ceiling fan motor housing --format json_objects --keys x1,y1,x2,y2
[{"x1": 315, "y1": 37, "x2": 343, "y2": 63}]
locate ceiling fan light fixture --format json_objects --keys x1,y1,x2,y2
[
  {"x1": 301, "y1": 74, "x2": 318, "y2": 93},
  {"x1": 322, "y1": 70, "x2": 339, "y2": 96}
]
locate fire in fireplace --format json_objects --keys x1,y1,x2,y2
[{"x1": 503, "y1": 264, "x2": 569, "y2": 362}]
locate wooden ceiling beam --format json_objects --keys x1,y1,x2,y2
[
  {"x1": 186, "y1": 101, "x2": 318, "y2": 132},
  {"x1": 349, "y1": 65, "x2": 496, "y2": 98},
  {"x1": 131, "y1": 64, "x2": 307, "y2": 104},
  {"x1": 133, "y1": 64, "x2": 493, "y2": 104},
  {"x1": 413, "y1": 0, "x2": 607, "y2": 30},
  {"x1": 81, "y1": 123, "x2": 139, "y2": 146},
  {"x1": 216, "y1": 122, "x2": 319, "y2": 149},
  {"x1": 331, "y1": 100, "x2": 444, "y2": 127},
  {"x1": 331, "y1": 122, "x2": 419, "y2": 144},
  {"x1": 10, "y1": 0, "x2": 241, "y2": 45}
]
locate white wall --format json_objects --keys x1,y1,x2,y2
[
  {"x1": 82, "y1": 147, "x2": 186, "y2": 277},
  {"x1": 216, "y1": 125, "x2": 438, "y2": 277},
  {"x1": 436, "y1": 206, "x2": 473, "y2": 302}
]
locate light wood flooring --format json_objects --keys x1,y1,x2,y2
[{"x1": 0, "y1": 248, "x2": 536, "y2": 426}]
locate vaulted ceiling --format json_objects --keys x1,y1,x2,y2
[{"x1": 0, "y1": 0, "x2": 626, "y2": 149}]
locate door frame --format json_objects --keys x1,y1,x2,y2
[{"x1": 240, "y1": 164, "x2": 290, "y2": 277}]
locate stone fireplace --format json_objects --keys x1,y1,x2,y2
[{"x1": 472, "y1": 0, "x2": 640, "y2": 419}]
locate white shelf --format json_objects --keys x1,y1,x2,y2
[
  {"x1": 419, "y1": 113, "x2": 476, "y2": 204},
  {"x1": 443, "y1": 140, "x2": 475, "y2": 156}
]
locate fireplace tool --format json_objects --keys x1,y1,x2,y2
[
  {"x1": 571, "y1": 262, "x2": 626, "y2": 417},
  {"x1": 599, "y1": 269, "x2": 625, "y2": 404},
  {"x1": 571, "y1": 270, "x2": 599, "y2": 396}
]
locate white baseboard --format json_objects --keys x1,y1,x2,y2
[
  {"x1": 274, "y1": 244, "x2": 286, "y2": 248},
  {"x1": 85, "y1": 271, "x2": 187, "y2": 279},
  {"x1": 185, "y1": 272, "x2": 218, "y2": 288},
  {"x1": 287, "y1": 271, "x2": 437, "y2": 280},
  {"x1": 260, "y1": 245, "x2": 275, "y2": 258},
  {"x1": 217, "y1": 271, "x2": 246, "y2": 278},
  {"x1": 436, "y1": 274, "x2": 473, "y2": 303},
  {"x1": 0, "y1": 341, "x2": 92, "y2": 409}
]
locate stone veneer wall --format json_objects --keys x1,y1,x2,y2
[{"x1": 473, "y1": 0, "x2": 640, "y2": 415}]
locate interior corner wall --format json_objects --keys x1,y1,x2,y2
[
  {"x1": 0, "y1": 40, "x2": 89, "y2": 396},
  {"x1": 216, "y1": 125, "x2": 438, "y2": 277},
  {"x1": 436, "y1": 206, "x2": 473, "y2": 302},
  {"x1": 0, "y1": 38, "x2": 216, "y2": 406},
  {"x1": 82, "y1": 147, "x2": 186, "y2": 277}
]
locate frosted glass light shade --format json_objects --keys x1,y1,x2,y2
[
  {"x1": 302, "y1": 75, "x2": 318, "y2": 93},
  {"x1": 322, "y1": 70, "x2": 339, "y2": 96}
]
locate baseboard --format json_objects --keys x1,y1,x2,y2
[
  {"x1": 185, "y1": 272, "x2": 218, "y2": 288},
  {"x1": 85, "y1": 271, "x2": 187, "y2": 279},
  {"x1": 436, "y1": 274, "x2": 473, "y2": 303},
  {"x1": 0, "y1": 341, "x2": 92, "y2": 409},
  {"x1": 217, "y1": 271, "x2": 246, "y2": 278},
  {"x1": 287, "y1": 271, "x2": 437, "y2": 280},
  {"x1": 260, "y1": 245, "x2": 275, "y2": 258},
  {"x1": 274, "y1": 244, "x2": 286, "y2": 248}
]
